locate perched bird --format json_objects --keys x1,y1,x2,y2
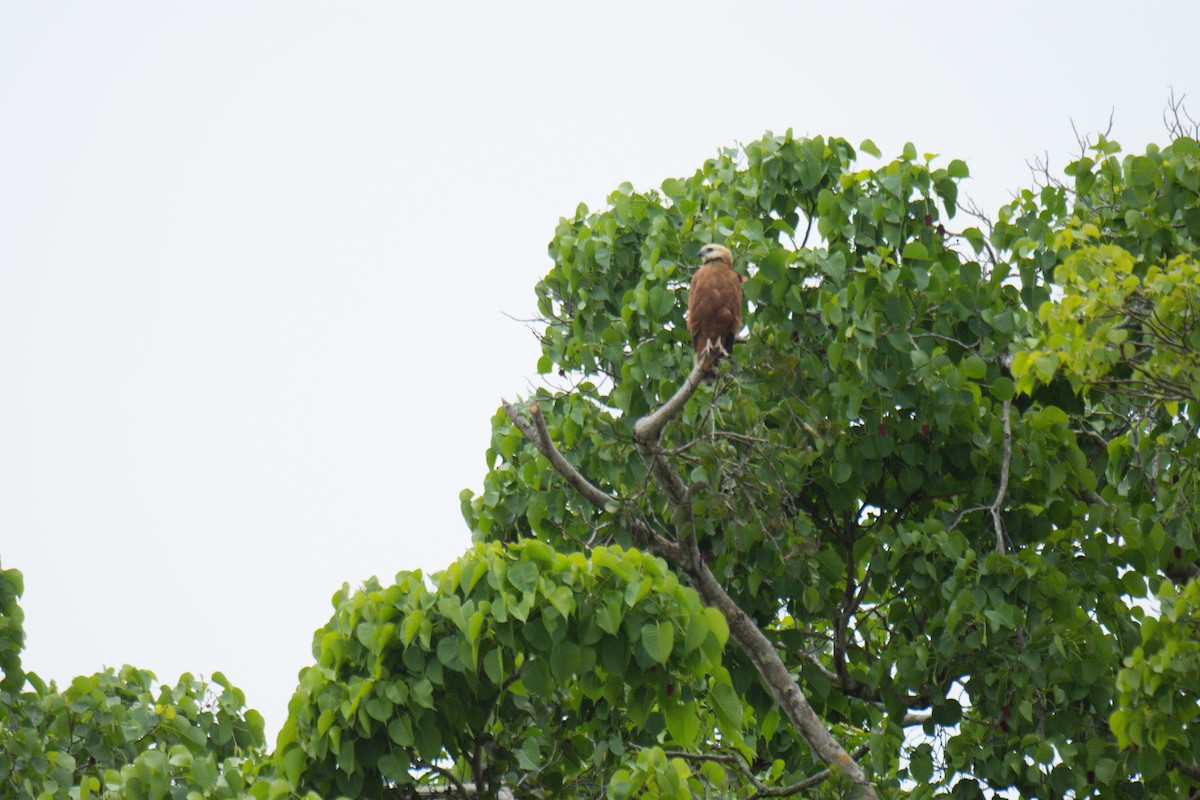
[{"x1": 687, "y1": 243, "x2": 744, "y2": 382}]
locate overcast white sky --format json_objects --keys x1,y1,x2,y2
[{"x1": 2, "y1": 2, "x2": 1196, "y2": 741}]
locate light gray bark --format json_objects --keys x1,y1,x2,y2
[{"x1": 502, "y1": 359, "x2": 882, "y2": 798}]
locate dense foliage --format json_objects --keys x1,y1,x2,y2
[
  {"x1": 2, "y1": 126, "x2": 1197, "y2": 799},
  {"x1": 464, "y1": 130, "x2": 1200, "y2": 796},
  {"x1": 0, "y1": 561, "x2": 268, "y2": 800},
  {"x1": 277, "y1": 541, "x2": 730, "y2": 797},
  {"x1": 1007, "y1": 134, "x2": 1200, "y2": 787}
]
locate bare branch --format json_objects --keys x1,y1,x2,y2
[
  {"x1": 501, "y1": 398, "x2": 681, "y2": 560},
  {"x1": 1175, "y1": 758, "x2": 1200, "y2": 782},
  {"x1": 632, "y1": 365, "x2": 879, "y2": 794},
  {"x1": 406, "y1": 784, "x2": 518, "y2": 799},
  {"x1": 632, "y1": 356, "x2": 730, "y2": 510},
  {"x1": 783, "y1": 743, "x2": 872, "y2": 795},
  {"x1": 409, "y1": 759, "x2": 470, "y2": 798},
  {"x1": 901, "y1": 710, "x2": 933, "y2": 727},
  {"x1": 502, "y1": 399, "x2": 614, "y2": 510},
  {"x1": 990, "y1": 399, "x2": 1013, "y2": 555},
  {"x1": 503, "y1": 355, "x2": 881, "y2": 797},
  {"x1": 641, "y1": 742, "x2": 872, "y2": 798},
  {"x1": 1165, "y1": 87, "x2": 1200, "y2": 139},
  {"x1": 633, "y1": 747, "x2": 774, "y2": 795},
  {"x1": 685, "y1": 560, "x2": 878, "y2": 797},
  {"x1": 633, "y1": 357, "x2": 712, "y2": 443},
  {"x1": 799, "y1": 645, "x2": 933, "y2": 715},
  {"x1": 800, "y1": 209, "x2": 815, "y2": 249},
  {"x1": 833, "y1": 528, "x2": 862, "y2": 695},
  {"x1": 948, "y1": 399, "x2": 1014, "y2": 552}
]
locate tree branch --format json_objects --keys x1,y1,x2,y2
[
  {"x1": 640, "y1": 742, "x2": 871, "y2": 798},
  {"x1": 990, "y1": 399, "x2": 1013, "y2": 555},
  {"x1": 409, "y1": 759, "x2": 470, "y2": 798},
  {"x1": 1175, "y1": 757, "x2": 1200, "y2": 782},
  {"x1": 631, "y1": 360, "x2": 713, "y2": 509},
  {"x1": 633, "y1": 357, "x2": 712, "y2": 443},
  {"x1": 627, "y1": 367, "x2": 881, "y2": 798},
  {"x1": 501, "y1": 356, "x2": 883, "y2": 798},
  {"x1": 683, "y1": 560, "x2": 878, "y2": 796},
  {"x1": 502, "y1": 399, "x2": 614, "y2": 510},
  {"x1": 784, "y1": 743, "x2": 872, "y2": 795},
  {"x1": 500, "y1": 399, "x2": 681, "y2": 561}
]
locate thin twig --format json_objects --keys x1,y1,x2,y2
[
  {"x1": 640, "y1": 742, "x2": 872, "y2": 798},
  {"x1": 785, "y1": 743, "x2": 872, "y2": 794}
]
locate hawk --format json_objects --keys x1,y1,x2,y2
[{"x1": 687, "y1": 243, "x2": 743, "y2": 382}]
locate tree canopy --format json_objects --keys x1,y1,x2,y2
[{"x1": 2, "y1": 124, "x2": 1199, "y2": 800}]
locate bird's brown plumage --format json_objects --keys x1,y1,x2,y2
[{"x1": 687, "y1": 244, "x2": 743, "y2": 382}]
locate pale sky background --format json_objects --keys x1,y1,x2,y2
[{"x1": 2, "y1": 2, "x2": 1197, "y2": 741}]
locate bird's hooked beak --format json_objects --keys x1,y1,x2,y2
[{"x1": 698, "y1": 244, "x2": 729, "y2": 265}]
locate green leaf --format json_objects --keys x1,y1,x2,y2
[
  {"x1": 402, "y1": 610, "x2": 425, "y2": 645},
  {"x1": 375, "y1": 753, "x2": 408, "y2": 785},
  {"x1": 389, "y1": 717, "x2": 414, "y2": 747},
  {"x1": 683, "y1": 614, "x2": 709, "y2": 654},
  {"x1": 467, "y1": 610, "x2": 484, "y2": 644},
  {"x1": 545, "y1": 585, "x2": 574, "y2": 618},
  {"x1": 909, "y1": 743, "x2": 934, "y2": 783},
  {"x1": 962, "y1": 226, "x2": 986, "y2": 254},
  {"x1": 710, "y1": 681, "x2": 743, "y2": 730},
  {"x1": 282, "y1": 747, "x2": 305, "y2": 785},
  {"x1": 963, "y1": 354, "x2": 987, "y2": 379},
  {"x1": 702, "y1": 608, "x2": 728, "y2": 647},
  {"x1": 663, "y1": 701, "x2": 701, "y2": 746},
  {"x1": 516, "y1": 736, "x2": 541, "y2": 771},
  {"x1": 508, "y1": 560, "x2": 540, "y2": 593},
  {"x1": 641, "y1": 621, "x2": 675, "y2": 666},
  {"x1": 1033, "y1": 352, "x2": 1059, "y2": 382},
  {"x1": 550, "y1": 641, "x2": 583, "y2": 679},
  {"x1": 1127, "y1": 155, "x2": 1158, "y2": 186},
  {"x1": 410, "y1": 678, "x2": 435, "y2": 709},
  {"x1": 990, "y1": 377, "x2": 1015, "y2": 401},
  {"x1": 1093, "y1": 757, "x2": 1117, "y2": 784},
  {"x1": 522, "y1": 658, "x2": 552, "y2": 697},
  {"x1": 821, "y1": 250, "x2": 847, "y2": 282},
  {"x1": 662, "y1": 177, "x2": 687, "y2": 198},
  {"x1": 526, "y1": 499, "x2": 548, "y2": 535},
  {"x1": 649, "y1": 286, "x2": 676, "y2": 318}
]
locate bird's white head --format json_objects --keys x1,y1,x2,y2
[{"x1": 698, "y1": 243, "x2": 733, "y2": 265}]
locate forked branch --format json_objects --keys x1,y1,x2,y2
[
  {"x1": 500, "y1": 399, "x2": 681, "y2": 561},
  {"x1": 633, "y1": 352, "x2": 715, "y2": 443},
  {"x1": 500, "y1": 355, "x2": 882, "y2": 799}
]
